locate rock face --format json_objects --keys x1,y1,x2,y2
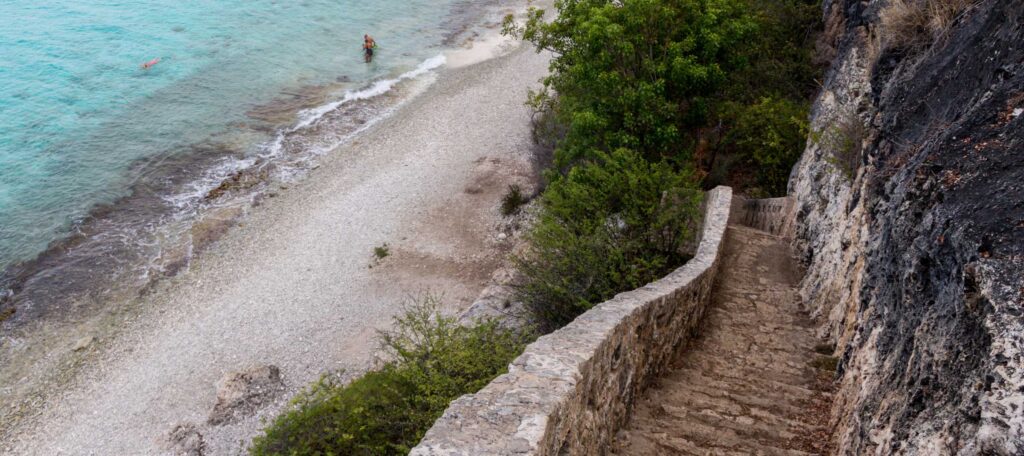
[
  {"x1": 207, "y1": 365, "x2": 285, "y2": 425},
  {"x1": 790, "y1": 0, "x2": 1024, "y2": 454}
]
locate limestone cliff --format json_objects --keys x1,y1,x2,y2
[{"x1": 790, "y1": 0, "x2": 1024, "y2": 454}]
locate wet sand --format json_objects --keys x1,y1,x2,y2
[{"x1": 1, "y1": 35, "x2": 550, "y2": 455}]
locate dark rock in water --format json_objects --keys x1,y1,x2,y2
[
  {"x1": 165, "y1": 423, "x2": 205, "y2": 456},
  {"x1": 335, "y1": 75, "x2": 351, "y2": 83},
  {"x1": 207, "y1": 365, "x2": 285, "y2": 425}
]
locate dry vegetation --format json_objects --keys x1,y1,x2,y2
[{"x1": 880, "y1": 0, "x2": 977, "y2": 51}]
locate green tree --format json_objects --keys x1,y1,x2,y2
[
  {"x1": 723, "y1": 97, "x2": 809, "y2": 195},
  {"x1": 507, "y1": 0, "x2": 756, "y2": 170}
]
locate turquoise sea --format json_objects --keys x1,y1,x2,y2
[{"x1": 0, "y1": 0, "x2": 497, "y2": 318}]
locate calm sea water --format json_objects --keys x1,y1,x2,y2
[{"x1": 0, "y1": 0, "x2": 496, "y2": 316}]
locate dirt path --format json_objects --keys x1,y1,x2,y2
[{"x1": 613, "y1": 224, "x2": 833, "y2": 455}]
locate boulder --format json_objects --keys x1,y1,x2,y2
[
  {"x1": 207, "y1": 364, "x2": 285, "y2": 425},
  {"x1": 165, "y1": 423, "x2": 205, "y2": 456}
]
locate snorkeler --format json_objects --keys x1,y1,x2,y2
[
  {"x1": 363, "y1": 34, "x2": 376, "y2": 63},
  {"x1": 141, "y1": 58, "x2": 161, "y2": 70}
]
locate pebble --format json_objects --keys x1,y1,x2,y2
[{"x1": 72, "y1": 336, "x2": 95, "y2": 352}]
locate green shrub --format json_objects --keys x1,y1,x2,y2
[
  {"x1": 250, "y1": 299, "x2": 532, "y2": 456},
  {"x1": 514, "y1": 149, "x2": 702, "y2": 330},
  {"x1": 500, "y1": 184, "x2": 528, "y2": 216},
  {"x1": 702, "y1": 0, "x2": 821, "y2": 194},
  {"x1": 506, "y1": 0, "x2": 756, "y2": 170},
  {"x1": 723, "y1": 0, "x2": 823, "y2": 103},
  {"x1": 723, "y1": 97, "x2": 809, "y2": 195},
  {"x1": 373, "y1": 243, "x2": 390, "y2": 260}
]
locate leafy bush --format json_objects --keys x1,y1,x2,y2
[
  {"x1": 506, "y1": 0, "x2": 756, "y2": 170},
  {"x1": 702, "y1": 0, "x2": 821, "y2": 194},
  {"x1": 514, "y1": 148, "x2": 702, "y2": 330},
  {"x1": 723, "y1": 97, "x2": 809, "y2": 195},
  {"x1": 500, "y1": 184, "x2": 528, "y2": 216},
  {"x1": 509, "y1": 0, "x2": 821, "y2": 196},
  {"x1": 373, "y1": 243, "x2": 390, "y2": 260},
  {"x1": 250, "y1": 299, "x2": 531, "y2": 456},
  {"x1": 722, "y1": 0, "x2": 823, "y2": 103}
]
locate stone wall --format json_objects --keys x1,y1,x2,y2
[
  {"x1": 411, "y1": 186, "x2": 733, "y2": 456},
  {"x1": 730, "y1": 196, "x2": 796, "y2": 237}
]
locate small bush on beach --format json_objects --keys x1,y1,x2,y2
[
  {"x1": 373, "y1": 243, "x2": 390, "y2": 260},
  {"x1": 250, "y1": 298, "x2": 531, "y2": 456},
  {"x1": 500, "y1": 184, "x2": 528, "y2": 216},
  {"x1": 515, "y1": 149, "x2": 702, "y2": 331}
]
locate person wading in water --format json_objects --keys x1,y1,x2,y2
[{"x1": 363, "y1": 34, "x2": 376, "y2": 63}]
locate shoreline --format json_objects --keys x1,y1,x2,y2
[
  {"x1": 0, "y1": 1, "x2": 519, "y2": 329},
  {"x1": 1, "y1": 18, "x2": 552, "y2": 456},
  {"x1": 1, "y1": 0, "x2": 537, "y2": 438}
]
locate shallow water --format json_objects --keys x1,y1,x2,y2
[
  {"x1": 0, "y1": 0, "x2": 469, "y2": 268},
  {"x1": 0, "y1": 0, "x2": 501, "y2": 318}
]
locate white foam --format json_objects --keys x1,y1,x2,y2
[
  {"x1": 161, "y1": 155, "x2": 257, "y2": 210},
  {"x1": 163, "y1": 54, "x2": 448, "y2": 218},
  {"x1": 293, "y1": 54, "x2": 447, "y2": 131}
]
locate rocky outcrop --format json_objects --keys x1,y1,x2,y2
[
  {"x1": 411, "y1": 187, "x2": 733, "y2": 456},
  {"x1": 790, "y1": 0, "x2": 1024, "y2": 453},
  {"x1": 165, "y1": 423, "x2": 206, "y2": 456},
  {"x1": 207, "y1": 365, "x2": 285, "y2": 425}
]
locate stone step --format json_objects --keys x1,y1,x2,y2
[
  {"x1": 630, "y1": 413, "x2": 816, "y2": 456},
  {"x1": 680, "y1": 351, "x2": 817, "y2": 389},
  {"x1": 613, "y1": 223, "x2": 830, "y2": 455},
  {"x1": 644, "y1": 376, "x2": 816, "y2": 422},
  {"x1": 658, "y1": 400, "x2": 823, "y2": 443},
  {"x1": 617, "y1": 430, "x2": 810, "y2": 456}
]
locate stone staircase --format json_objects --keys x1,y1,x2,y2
[{"x1": 612, "y1": 219, "x2": 833, "y2": 455}]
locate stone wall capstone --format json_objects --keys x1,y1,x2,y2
[{"x1": 411, "y1": 186, "x2": 733, "y2": 456}]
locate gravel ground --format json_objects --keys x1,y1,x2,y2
[{"x1": 2, "y1": 37, "x2": 550, "y2": 456}]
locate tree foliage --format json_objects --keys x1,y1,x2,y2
[
  {"x1": 722, "y1": 97, "x2": 809, "y2": 195},
  {"x1": 514, "y1": 149, "x2": 702, "y2": 330},
  {"x1": 507, "y1": 0, "x2": 756, "y2": 170}
]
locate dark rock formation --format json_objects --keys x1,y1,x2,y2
[{"x1": 791, "y1": 0, "x2": 1024, "y2": 454}]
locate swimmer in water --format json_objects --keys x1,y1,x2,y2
[
  {"x1": 141, "y1": 58, "x2": 161, "y2": 70},
  {"x1": 363, "y1": 34, "x2": 376, "y2": 63}
]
